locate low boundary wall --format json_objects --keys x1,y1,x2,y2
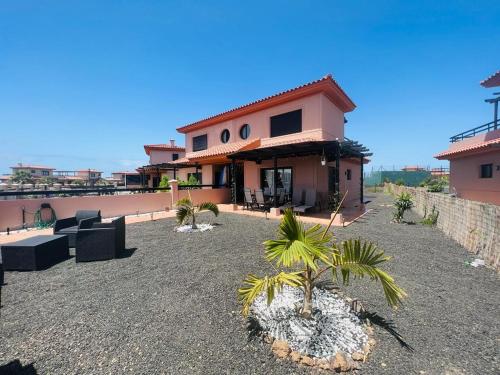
[
  {"x1": 384, "y1": 183, "x2": 499, "y2": 270},
  {"x1": 0, "y1": 186, "x2": 232, "y2": 231}
]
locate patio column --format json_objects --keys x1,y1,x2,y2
[
  {"x1": 335, "y1": 142, "x2": 340, "y2": 195},
  {"x1": 231, "y1": 159, "x2": 237, "y2": 205},
  {"x1": 273, "y1": 156, "x2": 278, "y2": 208},
  {"x1": 360, "y1": 156, "x2": 364, "y2": 205},
  {"x1": 173, "y1": 167, "x2": 177, "y2": 180},
  {"x1": 195, "y1": 164, "x2": 200, "y2": 183}
]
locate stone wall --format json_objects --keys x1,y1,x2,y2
[{"x1": 384, "y1": 183, "x2": 499, "y2": 270}]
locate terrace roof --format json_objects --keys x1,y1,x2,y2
[
  {"x1": 228, "y1": 138, "x2": 371, "y2": 162},
  {"x1": 480, "y1": 71, "x2": 500, "y2": 88}
]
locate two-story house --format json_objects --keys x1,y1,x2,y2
[
  {"x1": 435, "y1": 71, "x2": 500, "y2": 205},
  {"x1": 169, "y1": 75, "x2": 370, "y2": 210},
  {"x1": 139, "y1": 139, "x2": 186, "y2": 187},
  {"x1": 10, "y1": 164, "x2": 55, "y2": 179}
]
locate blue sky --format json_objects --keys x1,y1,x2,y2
[{"x1": 1, "y1": 1, "x2": 499, "y2": 175}]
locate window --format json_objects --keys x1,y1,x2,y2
[
  {"x1": 42, "y1": 170, "x2": 49, "y2": 176},
  {"x1": 221, "y1": 129, "x2": 230, "y2": 143},
  {"x1": 172, "y1": 153, "x2": 179, "y2": 161},
  {"x1": 346, "y1": 169, "x2": 352, "y2": 180},
  {"x1": 260, "y1": 167, "x2": 293, "y2": 196},
  {"x1": 270, "y1": 109, "x2": 302, "y2": 137},
  {"x1": 480, "y1": 164, "x2": 493, "y2": 178},
  {"x1": 240, "y1": 124, "x2": 250, "y2": 140},
  {"x1": 192, "y1": 134, "x2": 208, "y2": 151},
  {"x1": 31, "y1": 170, "x2": 36, "y2": 174}
]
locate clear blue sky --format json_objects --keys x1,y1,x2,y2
[{"x1": 1, "y1": 1, "x2": 499, "y2": 175}]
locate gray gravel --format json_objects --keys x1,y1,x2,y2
[{"x1": 1, "y1": 192, "x2": 498, "y2": 374}]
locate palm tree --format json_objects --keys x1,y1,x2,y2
[
  {"x1": 10, "y1": 171, "x2": 34, "y2": 184},
  {"x1": 176, "y1": 195, "x2": 219, "y2": 229},
  {"x1": 238, "y1": 198, "x2": 406, "y2": 319}
]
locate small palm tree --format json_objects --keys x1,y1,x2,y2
[
  {"x1": 393, "y1": 192, "x2": 413, "y2": 223},
  {"x1": 176, "y1": 195, "x2": 219, "y2": 229},
  {"x1": 238, "y1": 197, "x2": 406, "y2": 319}
]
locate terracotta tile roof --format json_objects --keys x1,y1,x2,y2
[
  {"x1": 170, "y1": 157, "x2": 191, "y2": 164},
  {"x1": 177, "y1": 74, "x2": 356, "y2": 134},
  {"x1": 144, "y1": 144, "x2": 186, "y2": 155},
  {"x1": 480, "y1": 71, "x2": 500, "y2": 88},
  {"x1": 258, "y1": 137, "x2": 318, "y2": 149},
  {"x1": 434, "y1": 137, "x2": 500, "y2": 159},
  {"x1": 186, "y1": 139, "x2": 260, "y2": 160},
  {"x1": 10, "y1": 165, "x2": 55, "y2": 170}
]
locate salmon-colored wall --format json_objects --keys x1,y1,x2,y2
[
  {"x1": 242, "y1": 156, "x2": 361, "y2": 208},
  {"x1": 340, "y1": 158, "x2": 362, "y2": 206},
  {"x1": 0, "y1": 193, "x2": 173, "y2": 231},
  {"x1": 149, "y1": 150, "x2": 186, "y2": 165},
  {"x1": 184, "y1": 93, "x2": 345, "y2": 153},
  {"x1": 0, "y1": 188, "x2": 232, "y2": 231},
  {"x1": 449, "y1": 149, "x2": 500, "y2": 205}
]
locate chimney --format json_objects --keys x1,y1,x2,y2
[{"x1": 170, "y1": 139, "x2": 175, "y2": 147}]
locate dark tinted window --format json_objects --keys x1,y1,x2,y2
[
  {"x1": 480, "y1": 164, "x2": 493, "y2": 178},
  {"x1": 192, "y1": 134, "x2": 208, "y2": 151},
  {"x1": 172, "y1": 153, "x2": 179, "y2": 161},
  {"x1": 221, "y1": 129, "x2": 230, "y2": 143},
  {"x1": 270, "y1": 109, "x2": 302, "y2": 137},
  {"x1": 346, "y1": 169, "x2": 352, "y2": 180},
  {"x1": 240, "y1": 124, "x2": 250, "y2": 139}
]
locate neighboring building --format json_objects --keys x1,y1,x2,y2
[
  {"x1": 139, "y1": 139, "x2": 186, "y2": 187},
  {"x1": 109, "y1": 171, "x2": 142, "y2": 187},
  {"x1": 364, "y1": 170, "x2": 431, "y2": 187},
  {"x1": 434, "y1": 72, "x2": 500, "y2": 205},
  {"x1": 166, "y1": 74, "x2": 370, "y2": 209},
  {"x1": 430, "y1": 167, "x2": 449, "y2": 177},
  {"x1": 10, "y1": 164, "x2": 55, "y2": 179}
]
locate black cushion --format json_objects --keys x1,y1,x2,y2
[
  {"x1": 75, "y1": 210, "x2": 101, "y2": 223},
  {"x1": 56, "y1": 225, "x2": 79, "y2": 234}
]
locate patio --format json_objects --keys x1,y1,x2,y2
[{"x1": 1, "y1": 193, "x2": 498, "y2": 374}]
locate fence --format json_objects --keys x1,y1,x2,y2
[
  {"x1": 385, "y1": 183, "x2": 499, "y2": 270},
  {"x1": 0, "y1": 182, "x2": 231, "y2": 232}
]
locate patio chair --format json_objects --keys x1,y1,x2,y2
[
  {"x1": 75, "y1": 216, "x2": 125, "y2": 262},
  {"x1": 293, "y1": 189, "x2": 317, "y2": 214},
  {"x1": 254, "y1": 189, "x2": 271, "y2": 211},
  {"x1": 54, "y1": 210, "x2": 102, "y2": 247},
  {"x1": 244, "y1": 188, "x2": 256, "y2": 210},
  {"x1": 279, "y1": 189, "x2": 303, "y2": 212}
]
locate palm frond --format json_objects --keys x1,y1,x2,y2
[
  {"x1": 264, "y1": 209, "x2": 331, "y2": 270},
  {"x1": 197, "y1": 202, "x2": 219, "y2": 217},
  {"x1": 238, "y1": 271, "x2": 304, "y2": 316},
  {"x1": 176, "y1": 197, "x2": 193, "y2": 207},
  {"x1": 332, "y1": 239, "x2": 407, "y2": 307},
  {"x1": 176, "y1": 205, "x2": 193, "y2": 225}
]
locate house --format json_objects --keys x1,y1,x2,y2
[
  {"x1": 401, "y1": 165, "x2": 426, "y2": 172},
  {"x1": 10, "y1": 164, "x2": 55, "y2": 179},
  {"x1": 434, "y1": 72, "x2": 500, "y2": 205},
  {"x1": 138, "y1": 140, "x2": 186, "y2": 187},
  {"x1": 166, "y1": 74, "x2": 370, "y2": 212},
  {"x1": 109, "y1": 171, "x2": 142, "y2": 187}
]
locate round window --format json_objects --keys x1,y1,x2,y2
[
  {"x1": 220, "y1": 129, "x2": 230, "y2": 143},
  {"x1": 240, "y1": 124, "x2": 250, "y2": 139}
]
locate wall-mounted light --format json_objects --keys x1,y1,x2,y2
[{"x1": 321, "y1": 149, "x2": 326, "y2": 166}]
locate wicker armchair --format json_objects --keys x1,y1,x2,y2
[{"x1": 54, "y1": 210, "x2": 102, "y2": 247}]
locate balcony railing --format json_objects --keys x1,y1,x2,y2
[{"x1": 450, "y1": 120, "x2": 498, "y2": 143}]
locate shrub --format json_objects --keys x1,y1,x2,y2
[
  {"x1": 422, "y1": 205, "x2": 439, "y2": 226},
  {"x1": 238, "y1": 193, "x2": 406, "y2": 319},
  {"x1": 176, "y1": 193, "x2": 219, "y2": 229},
  {"x1": 159, "y1": 176, "x2": 170, "y2": 188},
  {"x1": 395, "y1": 178, "x2": 405, "y2": 186},
  {"x1": 393, "y1": 192, "x2": 413, "y2": 222}
]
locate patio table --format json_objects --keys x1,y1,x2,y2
[{"x1": 1, "y1": 235, "x2": 69, "y2": 271}]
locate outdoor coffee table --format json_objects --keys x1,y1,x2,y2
[{"x1": 1, "y1": 235, "x2": 69, "y2": 271}]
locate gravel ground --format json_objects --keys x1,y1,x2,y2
[{"x1": 1, "y1": 192, "x2": 498, "y2": 374}]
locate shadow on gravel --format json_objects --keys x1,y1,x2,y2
[
  {"x1": 116, "y1": 248, "x2": 137, "y2": 259},
  {"x1": 360, "y1": 311, "x2": 414, "y2": 352},
  {"x1": 0, "y1": 359, "x2": 38, "y2": 375}
]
